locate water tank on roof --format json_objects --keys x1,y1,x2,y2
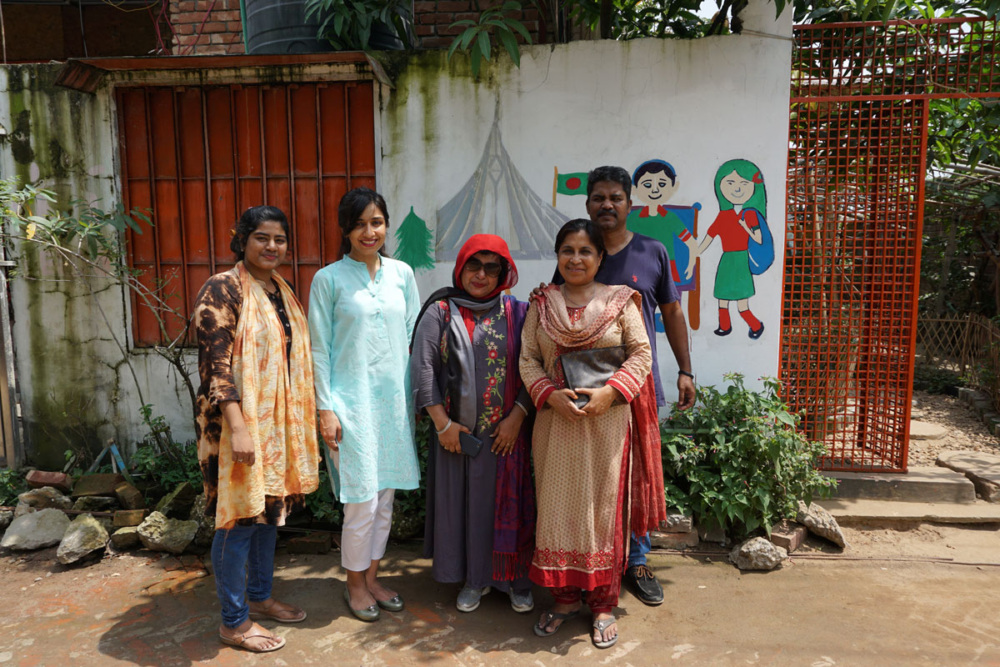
[{"x1": 243, "y1": 0, "x2": 332, "y2": 55}]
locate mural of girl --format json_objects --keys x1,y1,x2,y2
[{"x1": 697, "y1": 159, "x2": 768, "y2": 340}]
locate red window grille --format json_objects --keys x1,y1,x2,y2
[{"x1": 116, "y1": 81, "x2": 377, "y2": 346}]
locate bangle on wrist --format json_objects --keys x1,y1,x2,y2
[
  {"x1": 435, "y1": 419, "x2": 453, "y2": 435},
  {"x1": 678, "y1": 370, "x2": 694, "y2": 379}
]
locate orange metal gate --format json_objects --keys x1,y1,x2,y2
[
  {"x1": 116, "y1": 81, "x2": 376, "y2": 345},
  {"x1": 781, "y1": 18, "x2": 999, "y2": 471}
]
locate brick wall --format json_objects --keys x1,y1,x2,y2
[
  {"x1": 414, "y1": 1, "x2": 542, "y2": 49},
  {"x1": 169, "y1": 0, "x2": 245, "y2": 55},
  {"x1": 168, "y1": 1, "x2": 545, "y2": 56}
]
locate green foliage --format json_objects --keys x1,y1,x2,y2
[
  {"x1": 447, "y1": 1, "x2": 533, "y2": 79},
  {"x1": 0, "y1": 467, "x2": 27, "y2": 506},
  {"x1": 912, "y1": 364, "x2": 965, "y2": 394},
  {"x1": 392, "y1": 417, "x2": 431, "y2": 529},
  {"x1": 306, "y1": 0, "x2": 412, "y2": 51},
  {"x1": 305, "y1": 457, "x2": 342, "y2": 525},
  {"x1": 661, "y1": 374, "x2": 837, "y2": 541},
  {"x1": 568, "y1": 0, "x2": 713, "y2": 39},
  {"x1": 131, "y1": 439, "x2": 202, "y2": 496}
]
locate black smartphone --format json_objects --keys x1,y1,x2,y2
[{"x1": 459, "y1": 431, "x2": 483, "y2": 458}]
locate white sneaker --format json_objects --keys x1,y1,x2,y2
[{"x1": 456, "y1": 585, "x2": 490, "y2": 612}]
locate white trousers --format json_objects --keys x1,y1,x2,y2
[{"x1": 340, "y1": 485, "x2": 395, "y2": 572}]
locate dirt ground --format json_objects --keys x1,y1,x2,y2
[{"x1": 909, "y1": 390, "x2": 999, "y2": 466}]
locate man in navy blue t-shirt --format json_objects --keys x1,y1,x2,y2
[{"x1": 552, "y1": 165, "x2": 696, "y2": 607}]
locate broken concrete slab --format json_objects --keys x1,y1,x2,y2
[
  {"x1": 72, "y1": 496, "x2": 119, "y2": 513},
  {"x1": 57, "y1": 514, "x2": 109, "y2": 565},
  {"x1": 154, "y1": 482, "x2": 197, "y2": 519},
  {"x1": 15, "y1": 487, "x2": 73, "y2": 517},
  {"x1": 1, "y1": 508, "x2": 70, "y2": 550},
  {"x1": 137, "y1": 511, "x2": 197, "y2": 554},
  {"x1": 730, "y1": 537, "x2": 787, "y2": 571},
  {"x1": 72, "y1": 474, "x2": 125, "y2": 498},
  {"x1": 113, "y1": 510, "x2": 147, "y2": 528},
  {"x1": 110, "y1": 526, "x2": 141, "y2": 550},
  {"x1": 937, "y1": 450, "x2": 1000, "y2": 502},
  {"x1": 114, "y1": 482, "x2": 145, "y2": 510},
  {"x1": 797, "y1": 501, "x2": 847, "y2": 549},
  {"x1": 909, "y1": 420, "x2": 948, "y2": 441}
]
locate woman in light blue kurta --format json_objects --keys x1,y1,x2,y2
[{"x1": 309, "y1": 187, "x2": 420, "y2": 623}]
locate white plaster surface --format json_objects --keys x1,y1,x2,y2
[{"x1": 381, "y1": 0, "x2": 793, "y2": 407}]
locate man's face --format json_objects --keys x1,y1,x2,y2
[
  {"x1": 633, "y1": 170, "x2": 678, "y2": 207},
  {"x1": 586, "y1": 181, "x2": 631, "y2": 233}
]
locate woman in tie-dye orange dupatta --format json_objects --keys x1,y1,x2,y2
[{"x1": 193, "y1": 205, "x2": 319, "y2": 654}]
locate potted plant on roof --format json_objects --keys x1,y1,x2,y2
[{"x1": 304, "y1": 0, "x2": 413, "y2": 51}]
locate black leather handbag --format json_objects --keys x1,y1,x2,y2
[{"x1": 559, "y1": 345, "x2": 627, "y2": 408}]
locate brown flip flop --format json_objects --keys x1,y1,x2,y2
[
  {"x1": 219, "y1": 623, "x2": 286, "y2": 653},
  {"x1": 249, "y1": 598, "x2": 308, "y2": 623}
]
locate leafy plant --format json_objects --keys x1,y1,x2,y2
[
  {"x1": 661, "y1": 374, "x2": 837, "y2": 541},
  {"x1": 305, "y1": 458, "x2": 342, "y2": 525},
  {"x1": 913, "y1": 364, "x2": 965, "y2": 394},
  {"x1": 392, "y1": 417, "x2": 431, "y2": 535},
  {"x1": 306, "y1": 0, "x2": 412, "y2": 51},
  {"x1": 131, "y1": 438, "x2": 202, "y2": 498},
  {"x1": 0, "y1": 467, "x2": 26, "y2": 506},
  {"x1": 447, "y1": 1, "x2": 533, "y2": 79}
]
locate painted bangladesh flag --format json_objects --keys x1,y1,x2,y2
[{"x1": 556, "y1": 171, "x2": 588, "y2": 196}]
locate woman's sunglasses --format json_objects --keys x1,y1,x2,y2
[{"x1": 463, "y1": 258, "x2": 503, "y2": 277}]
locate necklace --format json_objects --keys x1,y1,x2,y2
[
  {"x1": 256, "y1": 277, "x2": 277, "y2": 294},
  {"x1": 562, "y1": 284, "x2": 595, "y2": 308}
]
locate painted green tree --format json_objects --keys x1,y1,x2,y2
[{"x1": 394, "y1": 206, "x2": 435, "y2": 272}]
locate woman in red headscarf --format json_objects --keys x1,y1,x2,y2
[{"x1": 410, "y1": 234, "x2": 536, "y2": 615}]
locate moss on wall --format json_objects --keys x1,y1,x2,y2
[{"x1": 5, "y1": 64, "x2": 117, "y2": 467}]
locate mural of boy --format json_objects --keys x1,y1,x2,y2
[
  {"x1": 626, "y1": 160, "x2": 699, "y2": 289},
  {"x1": 697, "y1": 158, "x2": 769, "y2": 340}
]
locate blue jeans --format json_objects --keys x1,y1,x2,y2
[
  {"x1": 211, "y1": 523, "x2": 277, "y2": 628},
  {"x1": 627, "y1": 531, "x2": 650, "y2": 568}
]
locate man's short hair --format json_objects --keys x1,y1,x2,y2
[
  {"x1": 587, "y1": 165, "x2": 632, "y2": 199},
  {"x1": 632, "y1": 159, "x2": 677, "y2": 187}
]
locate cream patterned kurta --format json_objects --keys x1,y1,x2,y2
[{"x1": 519, "y1": 285, "x2": 652, "y2": 590}]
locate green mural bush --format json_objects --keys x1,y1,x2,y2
[{"x1": 661, "y1": 374, "x2": 836, "y2": 541}]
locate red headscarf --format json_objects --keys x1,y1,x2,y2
[{"x1": 452, "y1": 234, "x2": 519, "y2": 299}]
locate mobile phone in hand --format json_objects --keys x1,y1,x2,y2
[{"x1": 459, "y1": 431, "x2": 483, "y2": 458}]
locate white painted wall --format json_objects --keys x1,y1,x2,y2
[
  {"x1": 0, "y1": 0, "x2": 792, "y2": 463},
  {"x1": 381, "y1": 0, "x2": 794, "y2": 410}
]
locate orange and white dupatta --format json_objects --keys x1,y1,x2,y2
[{"x1": 215, "y1": 262, "x2": 319, "y2": 530}]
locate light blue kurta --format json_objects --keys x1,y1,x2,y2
[{"x1": 309, "y1": 255, "x2": 421, "y2": 503}]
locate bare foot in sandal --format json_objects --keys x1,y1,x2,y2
[
  {"x1": 592, "y1": 612, "x2": 618, "y2": 649},
  {"x1": 533, "y1": 602, "x2": 582, "y2": 636},
  {"x1": 219, "y1": 619, "x2": 285, "y2": 653},
  {"x1": 249, "y1": 597, "x2": 307, "y2": 623}
]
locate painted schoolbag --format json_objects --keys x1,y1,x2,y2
[{"x1": 744, "y1": 208, "x2": 774, "y2": 275}]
